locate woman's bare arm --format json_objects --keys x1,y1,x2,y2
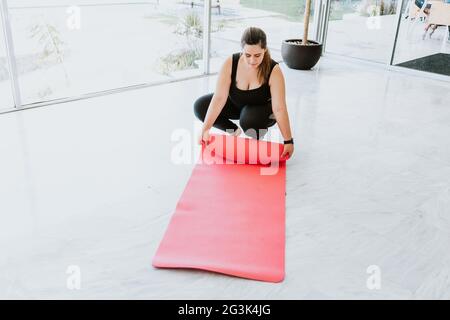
[
  {"x1": 269, "y1": 65, "x2": 293, "y2": 141},
  {"x1": 201, "y1": 57, "x2": 232, "y2": 132}
]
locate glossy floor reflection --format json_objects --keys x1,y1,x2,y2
[{"x1": 1, "y1": 56, "x2": 450, "y2": 299}]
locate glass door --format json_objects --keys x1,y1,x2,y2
[
  {"x1": 323, "y1": 0, "x2": 400, "y2": 63},
  {"x1": 391, "y1": 0, "x2": 450, "y2": 76}
]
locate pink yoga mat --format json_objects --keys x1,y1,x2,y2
[{"x1": 152, "y1": 134, "x2": 286, "y2": 282}]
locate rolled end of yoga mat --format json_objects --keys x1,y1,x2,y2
[{"x1": 202, "y1": 134, "x2": 286, "y2": 165}]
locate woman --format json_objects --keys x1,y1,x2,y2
[
  {"x1": 414, "y1": 0, "x2": 436, "y2": 38},
  {"x1": 421, "y1": 0, "x2": 450, "y2": 40},
  {"x1": 193, "y1": 27, "x2": 294, "y2": 160},
  {"x1": 414, "y1": 0, "x2": 431, "y2": 13}
]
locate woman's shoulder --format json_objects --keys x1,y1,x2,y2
[
  {"x1": 221, "y1": 55, "x2": 233, "y2": 72},
  {"x1": 268, "y1": 60, "x2": 283, "y2": 86},
  {"x1": 270, "y1": 57, "x2": 279, "y2": 66},
  {"x1": 268, "y1": 58, "x2": 280, "y2": 76}
]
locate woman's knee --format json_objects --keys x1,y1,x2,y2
[
  {"x1": 240, "y1": 119, "x2": 269, "y2": 139},
  {"x1": 239, "y1": 105, "x2": 271, "y2": 132},
  {"x1": 240, "y1": 117, "x2": 265, "y2": 133},
  {"x1": 193, "y1": 93, "x2": 213, "y2": 121}
]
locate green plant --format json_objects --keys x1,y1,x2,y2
[
  {"x1": 357, "y1": 0, "x2": 397, "y2": 17},
  {"x1": 388, "y1": 1, "x2": 397, "y2": 14},
  {"x1": 174, "y1": 12, "x2": 202, "y2": 38},
  {"x1": 156, "y1": 9, "x2": 230, "y2": 75},
  {"x1": 151, "y1": 10, "x2": 230, "y2": 35},
  {"x1": 157, "y1": 45, "x2": 202, "y2": 75},
  {"x1": 28, "y1": 14, "x2": 70, "y2": 86}
]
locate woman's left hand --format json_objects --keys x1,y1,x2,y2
[{"x1": 281, "y1": 143, "x2": 294, "y2": 160}]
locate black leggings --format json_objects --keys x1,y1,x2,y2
[{"x1": 193, "y1": 93, "x2": 276, "y2": 139}]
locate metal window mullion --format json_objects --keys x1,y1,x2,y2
[
  {"x1": 202, "y1": 0, "x2": 211, "y2": 74},
  {"x1": 313, "y1": 0, "x2": 331, "y2": 51},
  {"x1": 320, "y1": 0, "x2": 331, "y2": 52},
  {"x1": 313, "y1": 0, "x2": 323, "y2": 42},
  {"x1": 0, "y1": 0, "x2": 22, "y2": 108},
  {"x1": 389, "y1": 0, "x2": 406, "y2": 66}
]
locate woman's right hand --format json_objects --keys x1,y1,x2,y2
[{"x1": 198, "y1": 129, "x2": 211, "y2": 145}]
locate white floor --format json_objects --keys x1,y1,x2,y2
[{"x1": 1, "y1": 56, "x2": 450, "y2": 299}]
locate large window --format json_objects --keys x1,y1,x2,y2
[
  {"x1": 325, "y1": 0, "x2": 399, "y2": 63},
  {"x1": 0, "y1": 6, "x2": 14, "y2": 111},
  {"x1": 391, "y1": 0, "x2": 450, "y2": 76},
  {"x1": 3, "y1": 0, "x2": 446, "y2": 112},
  {"x1": 210, "y1": 0, "x2": 316, "y2": 72},
  {"x1": 6, "y1": 0, "x2": 205, "y2": 105}
]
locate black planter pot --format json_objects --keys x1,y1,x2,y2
[{"x1": 281, "y1": 39, "x2": 323, "y2": 70}]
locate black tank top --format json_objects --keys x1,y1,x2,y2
[{"x1": 228, "y1": 52, "x2": 278, "y2": 107}]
